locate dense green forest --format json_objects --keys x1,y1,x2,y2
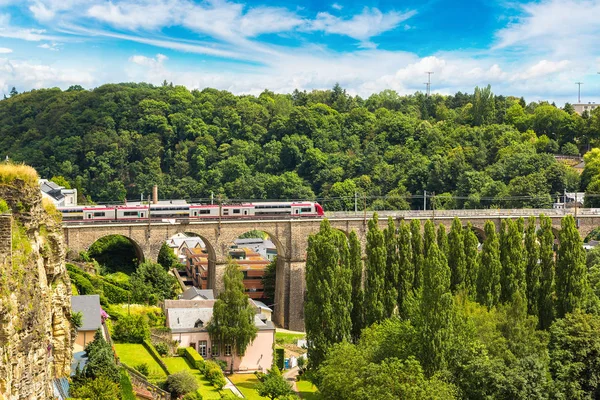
[
  {"x1": 2, "y1": 83, "x2": 600, "y2": 209},
  {"x1": 305, "y1": 215, "x2": 600, "y2": 399}
]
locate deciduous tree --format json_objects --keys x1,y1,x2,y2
[
  {"x1": 477, "y1": 221, "x2": 502, "y2": 308},
  {"x1": 538, "y1": 214, "x2": 555, "y2": 329},
  {"x1": 556, "y1": 215, "x2": 587, "y2": 317},
  {"x1": 365, "y1": 214, "x2": 387, "y2": 326},
  {"x1": 448, "y1": 218, "x2": 466, "y2": 293},
  {"x1": 384, "y1": 217, "x2": 399, "y2": 317}
]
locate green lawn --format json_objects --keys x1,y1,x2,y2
[
  {"x1": 297, "y1": 379, "x2": 321, "y2": 400},
  {"x1": 162, "y1": 356, "x2": 224, "y2": 400},
  {"x1": 113, "y1": 344, "x2": 167, "y2": 382},
  {"x1": 229, "y1": 374, "x2": 268, "y2": 400},
  {"x1": 275, "y1": 331, "x2": 306, "y2": 345}
]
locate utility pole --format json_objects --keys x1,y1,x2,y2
[
  {"x1": 576, "y1": 82, "x2": 583, "y2": 103},
  {"x1": 425, "y1": 72, "x2": 434, "y2": 96},
  {"x1": 354, "y1": 192, "x2": 358, "y2": 214},
  {"x1": 423, "y1": 190, "x2": 427, "y2": 211}
]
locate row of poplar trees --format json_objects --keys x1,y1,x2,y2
[{"x1": 305, "y1": 213, "x2": 590, "y2": 369}]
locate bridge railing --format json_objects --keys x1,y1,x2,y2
[{"x1": 326, "y1": 208, "x2": 600, "y2": 219}]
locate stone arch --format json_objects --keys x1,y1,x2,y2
[
  {"x1": 86, "y1": 234, "x2": 145, "y2": 271},
  {"x1": 464, "y1": 225, "x2": 486, "y2": 244},
  {"x1": 179, "y1": 232, "x2": 218, "y2": 290}
]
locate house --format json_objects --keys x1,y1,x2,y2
[
  {"x1": 39, "y1": 179, "x2": 77, "y2": 207},
  {"x1": 233, "y1": 238, "x2": 277, "y2": 261},
  {"x1": 168, "y1": 236, "x2": 205, "y2": 263},
  {"x1": 553, "y1": 192, "x2": 585, "y2": 209},
  {"x1": 165, "y1": 297, "x2": 274, "y2": 372},
  {"x1": 251, "y1": 299, "x2": 273, "y2": 322},
  {"x1": 71, "y1": 295, "x2": 105, "y2": 352},
  {"x1": 573, "y1": 103, "x2": 599, "y2": 115},
  {"x1": 184, "y1": 247, "x2": 210, "y2": 289},
  {"x1": 179, "y1": 286, "x2": 215, "y2": 300}
]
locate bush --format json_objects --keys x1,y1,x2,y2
[
  {"x1": 142, "y1": 340, "x2": 170, "y2": 374},
  {"x1": 275, "y1": 348, "x2": 285, "y2": 371},
  {"x1": 112, "y1": 314, "x2": 150, "y2": 343},
  {"x1": 177, "y1": 347, "x2": 186, "y2": 356},
  {"x1": 204, "y1": 360, "x2": 226, "y2": 390},
  {"x1": 182, "y1": 391, "x2": 203, "y2": 400},
  {"x1": 134, "y1": 363, "x2": 150, "y2": 377},
  {"x1": 120, "y1": 369, "x2": 136, "y2": 400},
  {"x1": 0, "y1": 198, "x2": 9, "y2": 213},
  {"x1": 255, "y1": 371, "x2": 267, "y2": 382},
  {"x1": 155, "y1": 342, "x2": 169, "y2": 356},
  {"x1": 166, "y1": 371, "x2": 199, "y2": 398},
  {"x1": 184, "y1": 347, "x2": 205, "y2": 370},
  {"x1": 214, "y1": 359, "x2": 227, "y2": 371},
  {"x1": 71, "y1": 375, "x2": 121, "y2": 400}
]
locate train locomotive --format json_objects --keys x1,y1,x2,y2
[{"x1": 58, "y1": 201, "x2": 325, "y2": 222}]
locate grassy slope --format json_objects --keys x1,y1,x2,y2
[{"x1": 113, "y1": 344, "x2": 167, "y2": 382}]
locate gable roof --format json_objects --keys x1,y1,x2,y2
[
  {"x1": 180, "y1": 286, "x2": 215, "y2": 300},
  {"x1": 167, "y1": 306, "x2": 274, "y2": 332},
  {"x1": 71, "y1": 295, "x2": 102, "y2": 331}
]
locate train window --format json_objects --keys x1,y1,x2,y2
[
  {"x1": 199, "y1": 210, "x2": 211, "y2": 214},
  {"x1": 223, "y1": 209, "x2": 229, "y2": 215},
  {"x1": 140, "y1": 213, "x2": 145, "y2": 218},
  {"x1": 301, "y1": 208, "x2": 312, "y2": 213},
  {"x1": 233, "y1": 209, "x2": 240, "y2": 214},
  {"x1": 295, "y1": 209, "x2": 299, "y2": 214},
  {"x1": 123, "y1": 211, "x2": 138, "y2": 216},
  {"x1": 244, "y1": 210, "x2": 248, "y2": 215},
  {"x1": 93, "y1": 212, "x2": 105, "y2": 217}
]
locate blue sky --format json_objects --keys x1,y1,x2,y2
[{"x1": 0, "y1": 0, "x2": 599, "y2": 104}]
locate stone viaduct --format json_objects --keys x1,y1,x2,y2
[{"x1": 62, "y1": 208, "x2": 600, "y2": 331}]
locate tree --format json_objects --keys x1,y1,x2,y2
[
  {"x1": 304, "y1": 219, "x2": 352, "y2": 368},
  {"x1": 112, "y1": 314, "x2": 150, "y2": 343},
  {"x1": 471, "y1": 85, "x2": 496, "y2": 126},
  {"x1": 349, "y1": 230, "x2": 365, "y2": 341},
  {"x1": 364, "y1": 214, "x2": 386, "y2": 326},
  {"x1": 556, "y1": 215, "x2": 588, "y2": 317},
  {"x1": 437, "y1": 224, "x2": 449, "y2": 259},
  {"x1": 207, "y1": 263, "x2": 258, "y2": 373},
  {"x1": 423, "y1": 220, "x2": 436, "y2": 258},
  {"x1": 500, "y1": 218, "x2": 526, "y2": 304},
  {"x1": 448, "y1": 218, "x2": 466, "y2": 293},
  {"x1": 131, "y1": 261, "x2": 177, "y2": 304},
  {"x1": 83, "y1": 330, "x2": 120, "y2": 383},
  {"x1": 397, "y1": 221, "x2": 413, "y2": 316},
  {"x1": 9, "y1": 87, "x2": 17, "y2": 97},
  {"x1": 538, "y1": 214, "x2": 555, "y2": 329},
  {"x1": 256, "y1": 367, "x2": 294, "y2": 400},
  {"x1": 262, "y1": 259, "x2": 276, "y2": 307},
  {"x1": 463, "y1": 224, "x2": 479, "y2": 299},
  {"x1": 157, "y1": 242, "x2": 179, "y2": 270},
  {"x1": 71, "y1": 376, "x2": 121, "y2": 400},
  {"x1": 420, "y1": 241, "x2": 453, "y2": 375},
  {"x1": 411, "y1": 220, "x2": 424, "y2": 292},
  {"x1": 477, "y1": 221, "x2": 502, "y2": 308},
  {"x1": 166, "y1": 370, "x2": 200, "y2": 398},
  {"x1": 524, "y1": 216, "x2": 540, "y2": 316},
  {"x1": 383, "y1": 217, "x2": 399, "y2": 318}
]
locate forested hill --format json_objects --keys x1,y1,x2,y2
[{"x1": 1, "y1": 83, "x2": 599, "y2": 209}]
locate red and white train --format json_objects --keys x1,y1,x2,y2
[{"x1": 58, "y1": 201, "x2": 325, "y2": 222}]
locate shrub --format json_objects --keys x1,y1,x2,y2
[
  {"x1": 214, "y1": 359, "x2": 227, "y2": 371},
  {"x1": 71, "y1": 375, "x2": 121, "y2": 400},
  {"x1": 184, "y1": 347, "x2": 205, "y2": 370},
  {"x1": 182, "y1": 391, "x2": 203, "y2": 400},
  {"x1": 275, "y1": 348, "x2": 285, "y2": 371},
  {"x1": 154, "y1": 342, "x2": 169, "y2": 356},
  {"x1": 255, "y1": 371, "x2": 267, "y2": 382},
  {"x1": 71, "y1": 311, "x2": 83, "y2": 330},
  {"x1": 142, "y1": 340, "x2": 170, "y2": 374},
  {"x1": 134, "y1": 363, "x2": 150, "y2": 377},
  {"x1": 204, "y1": 360, "x2": 226, "y2": 390},
  {"x1": 166, "y1": 370, "x2": 199, "y2": 398},
  {"x1": 112, "y1": 314, "x2": 150, "y2": 343},
  {"x1": 120, "y1": 369, "x2": 136, "y2": 400},
  {"x1": 0, "y1": 198, "x2": 9, "y2": 213},
  {"x1": 177, "y1": 347, "x2": 186, "y2": 356}
]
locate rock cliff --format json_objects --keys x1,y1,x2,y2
[{"x1": 0, "y1": 166, "x2": 73, "y2": 400}]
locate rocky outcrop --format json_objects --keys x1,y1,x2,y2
[{"x1": 0, "y1": 172, "x2": 73, "y2": 400}]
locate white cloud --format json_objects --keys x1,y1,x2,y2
[
  {"x1": 0, "y1": 13, "x2": 63, "y2": 41},
  {"x1": 28, "y1": 0, "x2": 90, "y2": 22},
  {"x1": 331, "y1": 3, "x2": 343, "y2": 10},
  {"x1": 308, "y1": 7, "x2": 417, "y2": 43},
  {"x1": 0, "y1": 48, "x2": 12, "y2": 54},
  {"x1": 87, "y1": 0, "x2": 180, "y2": 30}
]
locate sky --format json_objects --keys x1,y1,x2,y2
[{"x1": 0, "y1": 0, "x2": 599, "y2": 104}]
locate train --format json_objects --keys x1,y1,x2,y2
[{"x1": 58, "y1": 200, "x2": 325, "y2": 222}]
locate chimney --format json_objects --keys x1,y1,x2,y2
[{"x1": 153, "y1": 185, "x2": 158, "y2": 204}]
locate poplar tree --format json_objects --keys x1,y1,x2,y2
[
  {"x1": 524, "y1": 216, "x2": 540, "y2": 316},
  {"x1": 538, "y1": 214, "x2": 555, "y2": 329},
  {"x1": 556, "y1": 215, "x2": 587, "y2": 318},
  {"x1": 364, "y1": 213, "x2": 386, "y2": 326},
  {"x1": 420, "y1": 241, "x2": 453, "y2": 375},
  {"x1": 424, "y1": 220, "x2": 436, "y2": 257},
  {"x1": 397, "y1": 221, "x2": 413, "y2": 316},
  {"x1": 437, "y1": 224, "x2": 449, "y2": 260},
  {"x1": 383, "y1": 217, "x2": 399, "y2": 318},
  {"x1": 448, "y1": 218, "x2": 466, "y2": 293},
  {"x1": 500, "y1": 218, "x2": 526, "y2": 304},
  {"x1": 304, "y1": 219, "x2": 352, "y2": 368},
  {"x1": 477, "y1": 221, "x2": 502, "y2": 308},
  {"x1": 410, "y1": 219, "x2": 424, "y2": 292},
  {"x1": 464, "y1": 223, "x2": 479, "y2": 299},
  {"x1": 349, "y1": 231, "x2": 365, "y2": 342}
]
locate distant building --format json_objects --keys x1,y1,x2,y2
[
  {"x1": 553, "y1": 192, "x2": 585, "y2": 209},
  {"x1": 179, "y1": 286, "x2": 215, "y2": 300},
  {"x1": 234, "y1": 238, "x2": 277, "y2": 261},
  {"x1": 184, "y1": 247, "x2": 210, "y2": 289},
  {"x1": 573, "y1": 103, "x2": 599, "y2": 115},
  {"x1": 71, "y1": 295, "x2": 107, "y2": 375},
  {"x1": 164, "y1": 297, "x2": 274, "y2": 372},
  {"x1": 39, "y1": 179, "x2": 77, "y2": 207},
  {"x1": 168, "y1": 236, "x2": 205, "y2": 264},
  {"x1": 251, "y1": 299, "x2": 273, "y2": 322}
]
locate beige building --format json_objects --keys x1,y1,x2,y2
[
  {"x1": 165, "y1": 298, "x2": 274, "y2": 372},
  {"x1": 573, "y1": 103, "x2": 599, "y2": 115},
  {"x1": 71, "y1": 295, "x2": 105, "y2": 353}
]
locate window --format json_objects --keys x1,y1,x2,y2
[
  {"x1": 212, "y1": 341, "x2": 219, "y2": 357},
  {"x1": 301, "y1": 208, "x2": 312, "y2": 213},
  {"x1": 199, "y1": 209, "x2": 211, "y2": 214},
  {"x1": 198, "y1": 341, "x2": 207, "y2": 357},
  {"x1": 224, "y1": 344, "x2": 232, "y2": 356},
  {"x1": 233, "y1": 209, "x2": 240, "y2": 214},
  {"x1": 93, "y1": 212, "x2": 105, "y2": 217},
  {"x1": 123, "y1": 211, "x2": 138, "y2": 216}
]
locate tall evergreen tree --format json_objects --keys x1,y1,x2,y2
[
  {"x1": 556, "y1": 215, "x2": 587, "y2": 318},
  {"x1": 420, "y1": 241, "x2": 453, "y2": 375},
  {"x1": 424, "y1": 220, "x2": 436, "y2": 257},
  {"x1": 397, "y1": 221, "x2": 413, "y2": 316},
  {"x1": 304, "y1": 219, "x2": 352, "y2": 368},
  {"x1": 448, "y1": 218, "x2": 466, "y2": 293},
  {"x1": 525, "y1": 216, "x2": 541, "y2": 316},
  {"x1": 538, "y1": 214, "x2": 555, "y2": 329},
  {"x1": 500, "y1": 218, "x2": 526, "y2": 304},
  {"x1": 410, "y1": 220, "x2": 424, "y2": 292},
  {"x1": 207, "y1": 263, "x2": 258, "y2": 373},
  {"x1": 349, "y1": 230, "x2": 365, "y2": 342},
  {"x1": 383, "y1": 217, "x2": 399, "y2": 318},
  {"x1": 437, "y1": 224, "x2": 449, "y2": 259},
  {"x1": 364, "y1": 213, "x2": 386, "y2": 326},
  {"x1": 477, "y1": 221, "x2": 502, "y2": 308},
  {"x1": 464, "y1": 223, "x2": 479, "y2": 299}
]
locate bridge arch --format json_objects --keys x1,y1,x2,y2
[
  {"x1": 87, "y1": 234, "x2": 145, "y2": 272},
  {"x1": 178, "y1": 231, "x2": 218, "y2": 290}
]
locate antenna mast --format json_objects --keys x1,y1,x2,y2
[
  {"x1": 425, "y1": 71, "x2": 434, "y2": 96},
  {"x1": 575, "y1": 82, "x2": 583, "y2": 103}
]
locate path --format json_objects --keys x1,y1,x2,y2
[
  {"x1": 283, "y1": 367, "x2": 299, "y2": 394},
  {"x1": 224, "y1": 376, "x2": 244, "y2": 398}
]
